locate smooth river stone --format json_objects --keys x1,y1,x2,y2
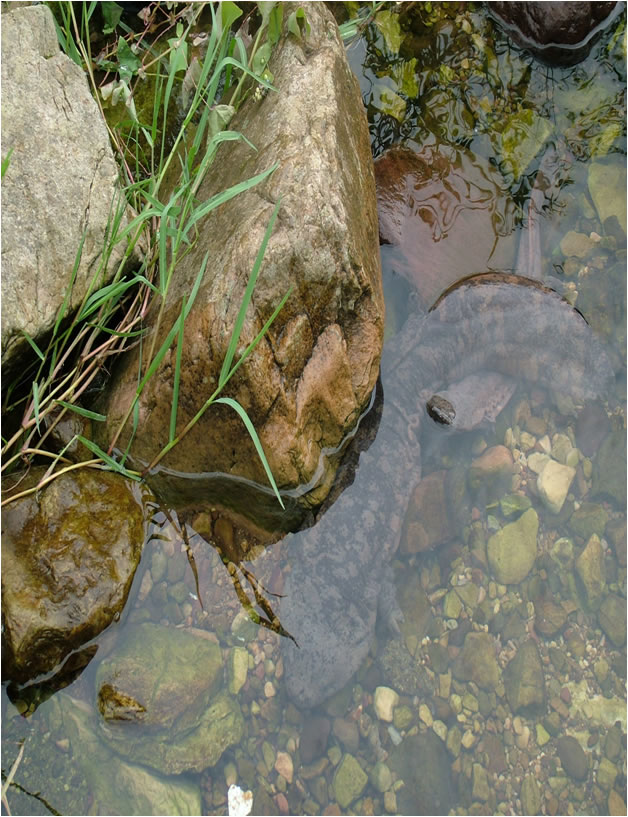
[{"x1": 487, "y1": 508, "x2": 539, "y2": 585}]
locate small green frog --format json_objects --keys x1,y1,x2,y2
[{"x1": 97, "y1": 683, "x2": 146, "y2": 722}]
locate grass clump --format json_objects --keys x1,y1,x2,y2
[{"x1": 1, "y1": 2, "x2": 311, "y2": 509}]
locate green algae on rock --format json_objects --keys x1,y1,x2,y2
[
  {"x1": 487, "y1": 508, "x2": 539, "y2": 585},
  {"x1": 47, "y1": 693, "x2": 201, "y2": 815},
  {"x1": 2, "y1": 467, "x2": 146, "y2": 683},
  {"x1": 95, "y1": 622, "x2": 242, "y2": 775},
  {"x1": 332, "y1": 753, "x2": 368, "y2": 809}
]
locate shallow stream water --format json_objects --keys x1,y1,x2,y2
[{"x1": 2, "y1": 5, "x2": 626, "y2": 816}]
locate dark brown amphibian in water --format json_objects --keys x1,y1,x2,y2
[{"x1": 280, "y1": 272, "x2": 613, "y2": 708}]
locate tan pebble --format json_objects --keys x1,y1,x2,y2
[
  {"x1": 419, "y1": 704, "x2": 433, "y2": 727},
  {"x1": 374, "y1": 686, "x2": 399, "y2": 722},
  {"x1": 275, "y1": 792, "x2": 289, "y2": 815},
  {"x1": 384, "y1": 790, "x2": 397, "y2": 814},
  {"x1": 512, "y1": 716, "x2": 523, "y2": 735},
  {"x1": 264, "y1": 681, "x2": 276, "y2": 698},
  {"x1": 224, "y1": 762, "x2": 237, "y2": 787},
  {"x1": 461, "y1": 730, "x2": 476, "y2": 749},
  {"x1": 516, "y1": 726, "x2": 530, "y2": 749},
  {"x1": 608, "y1": 789, "x2": 626, "y2": 816},
  {"x1": 275, "y1": 751, "x2": 294, "y2": 784}
]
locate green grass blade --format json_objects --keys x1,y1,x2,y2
[
  {"x1": 206, "y1": 55, "x2": 277, "y2": 107},
  {"x1": 215, "y1": 397, "x2": 284, "y2": 508},
  {"x1": 78, "y1": 277, "x2": 139, "y2": 321},
  {"x1": 169, "y1": 297, "x2": 186, "y2": 443},
  {"x1": 116, "y1": 205, "x2": 162, "y2": 244},
  {"x1": 21, "y1": 330, "x2": 45, "y2": 361},
  {"x1": 183, "y1": 162, "x2": 278, "y2": 244},
  {"x1": 136, "y1": 252, "x2": 208, "y2": 395},
  {"x1": 158, "y1": 191, "x2": 183, "y2": 293},
  {"x1": 55, "y1": 401, "x2": 107, "y2": 421},
  {"x1": 86, "y1": 324, "x2": 145, "y2": 338},
  {"x1": 222, "y1": 286, "x2": 292, "y2": 389},
  {"x1": 54, "y1": 229, "x2": 86, "y2": 337},
  {"x1": 1, "y1": 147, "x2": 14, "y2": 178},
  {"x1": 219, "y1": 198, "x2": 281, "y2": 387},
  {"x1": 77, "y1": 436, "x2": 142, "y2": 480}
]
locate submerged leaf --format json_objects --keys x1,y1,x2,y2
[
  {"x1": 101, "y1": 2, "x2": 122, "y2": 34},
  {"x1": 168, "y1": 24, "x2": 189, "y2": 74},
  {"x1": 252, "y1": 42, "x2": 271, "y2": 75},
  {"x1": 494, "y1": 109, "x2": 553, "y2": 178},
  {"x1": 221, "y1": 1, "x2": 243, "y2": 33},
  {"x1": 373, "y1": 84, "x2": 406, "y2": 122},
  {"x1": 268, "y1": 4, "x2": 283, "y2": 46},
  {"x1": 375, "y1": 9, "x2": 403, "y2": 53},
  {"x1": 391, "y1": 58, "x2": 418, "y2": 98},
  {"x1": 208, "y1": 104, "x2": 236, "y2": 140}
]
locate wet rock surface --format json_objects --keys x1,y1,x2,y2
[
  {"x1": 50, "y1": 692, "x2": 202, "y2": 815},
  {"x1": 491, "y1": 2, "x2": 621, "y2": 65},
  {"x1": 97, "y1": 2, "x2": 384, "y2": 505},
  {"x1": 453, "y1": 631, "x2": 501, "y2": 691},
  {"x1": 1, "y1": 468, "x2": 145, "y2": 683},
  {"x1": 592, "y1": 430, "x2": 627, "y2": 505},
  {"x1": 503, "y1": 640, "x2": 546, "y2": 715},
  {"x1": 556, "y1": 735, "x2": 589, "y2": 781},
  {"x1": 389, "y1": 731, "x2": 454, "y2": 815}
]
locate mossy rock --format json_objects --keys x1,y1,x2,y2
[{"x1": 96, "y1": 622, "x2": 242, "y2": 774}]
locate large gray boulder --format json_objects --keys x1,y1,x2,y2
[
  {"x1": 1, "y1": 4, "x2": 140, "y2": 374},
  {"x1": 97, "y1": 2, "x2": 383, "y2": 506}
]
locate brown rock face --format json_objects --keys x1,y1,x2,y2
[
  {"x1": 491, "y1": 2, "x2": 621, "y2": 66},
  {"x1": 97, "y1": 2, "x2": 383, "y2": 507},
  {"x1": 2, "y1": 468, "x2": 146, "y2": 683},
  {"x1": 375, "y1": 144, "x2": 516, "y2": 309}
]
